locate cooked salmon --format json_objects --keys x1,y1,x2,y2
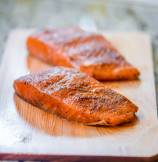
[
  {"x1": 27, "y1": 27, "x2": 140, "y2": 81},
  {"x1": 14, "y1": 67, "x2": 138, "y2": 126}
]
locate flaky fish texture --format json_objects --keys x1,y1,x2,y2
[
  {"x1": 27, "y1": 27, "x2": 140, "y2": 81},
  {"x1": 14, "y1": 67, "x2": 138, "y2": 126}
]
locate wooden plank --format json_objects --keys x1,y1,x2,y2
[{"x1": 0, "y1": 30, "x2": 157, "y2": 161}]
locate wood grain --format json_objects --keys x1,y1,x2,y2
[{"x1": 0, "y1": 30, "x2": 158, "y2": 161}]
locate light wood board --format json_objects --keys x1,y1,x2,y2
[{"x1": 0, "y1": 29, "x2": 158, "y2": 161}]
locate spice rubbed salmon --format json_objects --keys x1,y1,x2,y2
[
  {"x1": 27, "y1": 27, "x2": 140, "y2": 81},
  {"x1": 14, "y1": 67, "x2": 138, "y2": 126}
]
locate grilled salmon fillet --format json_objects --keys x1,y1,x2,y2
[
  {"x1": 27, "y1": 27, "x2": 140, "y2": 81},
  {"x1": 14, "y1": 67, "x2": 138, "y2": 126}
]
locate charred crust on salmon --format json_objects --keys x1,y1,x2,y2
[
  {"x1": 14, "y1": 67, "x2": 138, "y2": 126},
  {"x1": 27, "y1": 27, "x2": 140, "y2": 81}
]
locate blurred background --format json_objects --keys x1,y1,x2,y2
[{"x1": 0, "y1": 0, "x2": 158, "y2": 95}]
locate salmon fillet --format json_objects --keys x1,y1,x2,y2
[
  {"x1": 14, "y1": 67, "x2": 138, "y2": 126},
  {"x1": 27, "y1": 27, "x2": 140, "y2": 81}
]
